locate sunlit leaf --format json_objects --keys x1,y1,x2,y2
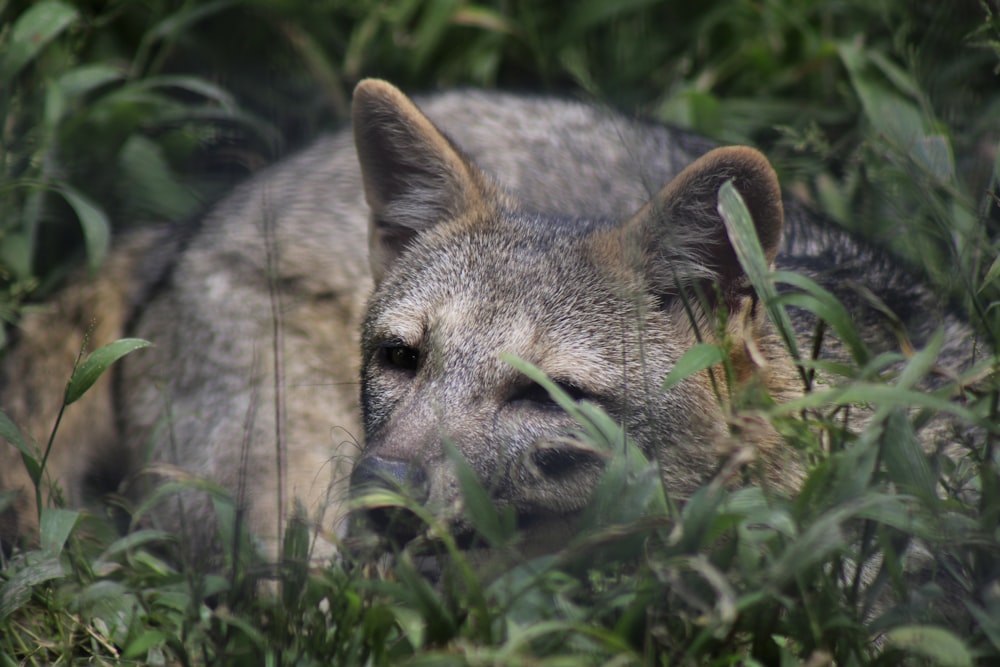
[
  {"x1": 719, "y1": 180, "x2": 801, "y2": 362},
  {"x1": 885, "y1": 625, "x2": 973, "y2": 667},
  {"x1": 65, "y1": 338, "x2": 152, "y2": 405},
  {"x1": 0, "y1": 1, "x2": 79, "y2": 82},
  {"x1": 662, "y1": 343, "x2": 725, "y2": 391},
  {"x1": 39, "y1": 507, "x2": 79, "y2": 554}
]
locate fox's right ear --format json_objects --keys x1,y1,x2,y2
[
  {"x1": 620, "y1": 146, "x2": 784, "y2": 311},
  {"x1": 352, "y1": 79, "x2": 489, "y2": 284}
]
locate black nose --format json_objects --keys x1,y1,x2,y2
[
  {"x1": 350, "y1": 456, "x2": 429, "y2": 545},
  {"x1": 351, "y1": 457, "x2": 429, "y2": 501}
]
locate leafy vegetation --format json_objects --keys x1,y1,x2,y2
[{"x1": 1, "y1": 0, "x2": 998, "y2": 664}]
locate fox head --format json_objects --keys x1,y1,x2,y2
[{"x1": 349, "y1": 79, "x2": 801, "y2": 553}]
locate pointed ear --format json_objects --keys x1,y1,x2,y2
[
  {"x1": 352, "y1": 79, "x2": 489, "y2": 283},
  {"x1": 625, "y1": 146, "x2": 784, "y2": 309}
]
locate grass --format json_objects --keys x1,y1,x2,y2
[{"x1": 1, "y1": 0, "x2": 999, "y2": 664}]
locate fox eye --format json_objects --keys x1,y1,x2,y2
[{"x1": 381, "y1": 342, "x2": 419, "y2": 371}]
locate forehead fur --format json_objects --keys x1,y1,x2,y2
[{"x1": 372, "y1": 209, "x2": 619, "y2": 311}]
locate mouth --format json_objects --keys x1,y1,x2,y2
[
  {"x1": 351, "y1": 501, "x2": 583, "y2": 564},
  {"x1": 361, "y1": 519, "x2": 580, "y2": 586}
]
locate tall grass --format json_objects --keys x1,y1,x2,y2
[{"x1": 1, "y1": 0, "x2": 998, "y2": 664}]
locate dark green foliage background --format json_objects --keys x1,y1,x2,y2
[
  {"x1": 1, "y1": 0, "x2": 999, "y2": 665},
  {"x1": 2, "y1": 0, "x2": 997, "y2": 314}
]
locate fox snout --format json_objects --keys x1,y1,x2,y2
[
  {"x1": 350, "y1": 456, "x2": 431, "y2": 545},
  {"x1": 350, "y1": 436, "x2": 609, "y2": 550}
]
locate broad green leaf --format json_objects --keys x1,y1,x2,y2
[
  {"x1": 840, "y1": 41, "x2": 926, "y2": 148},
  {"x1": 97, "y1": 529, "x2": 173, "y2": 562},
  {"x1": 56, "y1": 64, "x2": 124, "y2": 99},
  {"x1": 453, "y1": 6, "x2": 517, "y2": 35},
  {"x1": 725, "y1": 487, "x2": 797, "y2": 538},
  {"x1": 0, "y1": 410, "x2": 42, "y2": 483},
  {"x1": 675, "y1": 485, "x2": 726, "y2": 552},
  {"x1": 117, "y1": 135, "x2": 200, "y2": 221},
  {"x1": 43, "y1": 79, "x2": 66, "y2": 133},
  {"x1": 913, "y1": 133, "x2": 956, "y2": 185},
  {"x1": 412, "y1": 0, "x2": 461, "y2": 70},
  {"x1": 444, "y1": 440, "x2": 515, "y2": 548},
  {"x1": 39, "y1": 507, "x2": 79, "y2": 553},
  {"x1": 64, "y1": 338, "x2": 152, "y2": 405},
  {"x1": 773, "y1": 271, "x2": 869, "y2": 365},
  {"x1": 0, "y1": 1, "x2": 79, "y2": 83},
  {"x1": 139, "y1": 0, "x2": 242, "y2": 46},
  {"x1": 54, "y1": 185, "x2": 111, "y2": 271},
  {"x1": 662, "y1": 343, "x2": 725, "y2": 391},
  {"x1": 580, "y1": 443, "x2": 663, "y2": 533},
  {"x1": 794, "y1": 440, "x2": 879, "y2": 513},
  {"x1": 839, "y1": 41, "x2": 955, "y2": 186},
  {"x1": 559, "y1": 0, "x2": 664, "y2": 41},
  {"x1": 131, "y1": 74, "x2": 238, "y2": 108},
  {"x1": 884, "y1": 625, "x2": 973, "y2": 667},
  {"x1": 774, "y1": 382, "x2": 989, "y2": 430},
  {"x1": 0, "y1": 410, "x2": 32, "y2": 458},
  {"x1": 392, "y1": 552, "x2": 457, "y2": 639},
  {"x1": 657, "y1": 88, "x2": 723, "y2": 134},
  {"x1": 767, "y1": 498, "x2": 871, "y2": 589},
  {"x1": 0, "y1": 553, "x2": 65, "y2": 620},
  {"x1": 391, "y1": 606, "x2": 427, "y2": 651},
  {"x1": 123, "y1": 631, "x2": 169, "y2": 661},
  {"x1": 210, "y1": 493, "x2": 245, "y2": 573},
  {"x1": 966, "y1": 602, "x2": 1000, "y2": 654},
  {"x1": 132, "y1": 0, "x2": 241, "y2": 74},
  {"x1": 867, "y1": 49, "x2": 923, "y2": 99},
  {"x1": 498, "y1": 619, "x2": 633, "y2": 657},
  {"x1": 894, "y1": 330, "x2": 943, "y2": 391}
]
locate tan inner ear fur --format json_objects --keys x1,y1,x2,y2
[
  {"x1": 590, "y1": 145, "x2": 784, "y2": 302},
  {"x1": 352, "y1": 78, "x2": 476, "y2": 215},
  {"x1": 352, "y1": 79, "x2": 493, "y2": 284},
  {"x1": 661, "y1": 145, "x2": 784, "y2": 264}
]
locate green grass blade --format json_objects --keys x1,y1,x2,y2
[
  {"x1": 64, "y1": 338, "x2": 151, "y2": 405},
  {"x1": 662, "y1": 342, "x2": 725, "y2": 391},
  {"x1": 444, "y1": 440, "x2": 516, "y2": 548},
  {"x1": 54, "y1": 185, "x2": 111, "y2": 272},
  {"x1": 718, "y1": 180, "x2": 801, "y2": 364}
]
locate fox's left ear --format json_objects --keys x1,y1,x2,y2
[
  {"x1": 352, "y1": 79, "x2": 491, "y2": 284},
  {"x1": 623, "y1": 146, "x2": 784, "y2": 310}
]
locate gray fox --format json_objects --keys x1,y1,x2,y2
[{"x1": 0, "y1": 80, "x2": 976, "y2": 566}]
